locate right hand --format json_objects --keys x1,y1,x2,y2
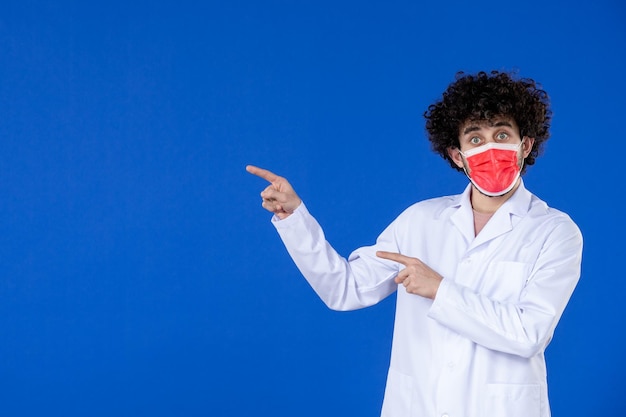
[{"x1": 246, "y1": 165, "x2": 302, "y2": 219}]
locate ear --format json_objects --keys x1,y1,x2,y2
[
  {"x1": 447, "y1": 147, "x2": 465, "y2": 169},
  {"x1": 522, "y1": 137, "x2": 535, "y2": 158}
]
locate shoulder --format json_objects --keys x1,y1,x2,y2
[
  {"x1": 526, "y1": 194, "x2": 583, "y2": 242},
  {"x1": 528, "y1": 193, "x2": 577, "y2": 222},
  {"x1": 396, "y1": 193, "x2": 463, "y2": 222}
]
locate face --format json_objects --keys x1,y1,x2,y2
[{"x1": 447, "y1": 117, "x2": 535, "y2": 169}]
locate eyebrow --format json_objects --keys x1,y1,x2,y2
[
  {"x1": 462, "y1": 125, "x2": 481, "y2": 134},
  {"x1": 462, "y1": 120, "x2": 514, "y2": 135},
  {"x1": 493, "y1": 120, "x2": 513, "y2": 128}
]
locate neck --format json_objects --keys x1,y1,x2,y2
[{"x1": 470, "y1": 178, "x2": 521, "y2": 214}]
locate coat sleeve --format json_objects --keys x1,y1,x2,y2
[
  {"x1": 273, "y1": 202, "x2": 399, "y2": 311},
  {"x1": 427, "y1": 217, "x2": 583, "y2": 358}
]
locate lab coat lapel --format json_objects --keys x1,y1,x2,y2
[
  {"x1": 469, "y1": 208, "x2": 513, "y2": 251},
  {"x1": 450, "y1": 184, "x2": 476, "y2": 245},
  {"x1": 468, "y1": 180, "x2": 532, "y2": 251}
]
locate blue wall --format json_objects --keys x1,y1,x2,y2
[{"x1": 0, "y1": 1, "x2": 623, "y2": 415}]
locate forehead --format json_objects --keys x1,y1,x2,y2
[{"x1": 459, "y1": 116, "x2": 519, "y2": 135}]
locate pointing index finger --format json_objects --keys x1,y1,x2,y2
[
  {"x1": 376, "y1": 251, "x2": 412, "y2": 265},
  {"x1": 246, "y1": 165, "x2": 280, "y2": 183}
]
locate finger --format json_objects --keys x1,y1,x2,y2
[
  {"x1": 260, "y1": 184, "x2": 275, "y2": 199},
  {"x1": 261, "y1": 187, "x2": 287, "y2": 202},
  {"x1": 246, "y1": 165, "x2": 280, "y2": 183},
  {"x1": 395, "y1": 275, "x2": 409, "y2": 286},
  {"x1": 261, "y1": 199, "x2": 283, "y2": 213},
  {"x1": 376, "y1": 251, "x2": 412, "y2": 265},
  {"x1": 394, "y1": 269, "x2": 408, "y2": 284}
]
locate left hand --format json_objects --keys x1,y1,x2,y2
[{"x1": 376, "y1": 251, "x2": 443, "y2": 299}]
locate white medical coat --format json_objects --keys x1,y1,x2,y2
[{"x1": 272, "y1": 181, "x2": 582, "y2": 417}]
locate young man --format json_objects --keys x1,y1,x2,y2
[{"x1": 247, "y1": 71, "x2": 582, "y2": 417}]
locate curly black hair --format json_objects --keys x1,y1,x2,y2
[{"x1": 424, "y1": 70, "x2": 552, "y2": 173}]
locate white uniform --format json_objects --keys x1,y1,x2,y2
[{"x1": 272, "y1": 181, "x2": 582, "y2": 417}]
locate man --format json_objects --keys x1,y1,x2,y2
[{"x1": 247, "y1": 70, "x2": 582, "y2": 417}]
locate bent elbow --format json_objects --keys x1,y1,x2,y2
[
  {"x1": 514, "y1": 341, "x2": 546, "y2": 359},
  {"x1": 326, "y1": 303, "x2": 349, "y2": 312},
  {"x1": 321, "y1": 296, "x2": 361, "y2": 312},
  {"x1": 507, "y1": 330, "x2": 552, "y2": 358}
]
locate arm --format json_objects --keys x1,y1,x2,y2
[
  {"x1": 428, "y1": 220, "x2": 583, "y2": 358},
  {"x1": 247, "y1": 165, "x2": 399, "y2": 310},
  {"x1": 274, "y1": 203, "x2": 399, "y2": 310}
]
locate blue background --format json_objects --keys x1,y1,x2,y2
[{"x1": 0, "y1": 1, "x2": 624, "y2": 416}]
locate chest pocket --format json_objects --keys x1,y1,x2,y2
[{"x1": 479, "y1": 261, "x2": 531, "y2": 302}]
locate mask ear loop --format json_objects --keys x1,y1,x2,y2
[
  {"x1": 518, "y1": 137, "x2": 526, "y2": 172},
  {"x1": 456, "y1": 148, "x2": 472, "y2": 180}
]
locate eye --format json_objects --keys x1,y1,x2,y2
[
  {"x1": 496, "y1": 132, "x2": 509, "y2": 141},
  {"x1": 469, "y1": 136, "x2": 481, "y2": 145}
]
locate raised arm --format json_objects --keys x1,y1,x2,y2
[{"x1": 246, "y1": 164, "x2": 399, "y2": 310}]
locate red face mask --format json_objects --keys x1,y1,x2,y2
[{"x1": 460, "y1": 141, "x2": 524, "y2": 197}]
